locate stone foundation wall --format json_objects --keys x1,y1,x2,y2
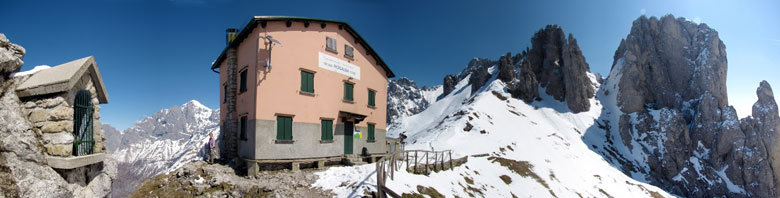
[{"x1": 21, "y1": 73, "x2": 106, "y2": 157}]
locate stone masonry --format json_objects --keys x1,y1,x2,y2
[{"x1": 19, "y1": 72, "x2": 106, "y2": 157}]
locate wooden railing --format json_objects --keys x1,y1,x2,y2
[
  {"x1": 404, "y1": 150, "x2": 453, "y2": 174},
  {"x1": 376, "y1": 149, "x2": 456, "y2": 198},
  {"x1": 376, "y1": 150, "x2": 401, "y2": 198}
]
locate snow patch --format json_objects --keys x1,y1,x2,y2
[{"x1": 10, "y1": 65, "x2": 51, "y2": 77}]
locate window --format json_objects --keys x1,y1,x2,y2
[
  {"x1": 276, "y1": 116, "x2": 293, "y2": 140},
  {"x1": 368, "y1": 89, "x2": 376, "y2": 107},
  {"x1": 240, "y1": 116, "x2": 247, "y2": 140},
  {"x1": 345, "y1": 45, "x2": 354, "y2": 59},
  {"x1": 367, "y1": 123, "x2": 375, "y2": 142},
  {"x1": 239, "y1": 69, "x2": 247, "y2": 93},
  {"x1": 326, "y1": 37, "x2": 337, "y2": 53},
  {"x1": 343, "y1": 82, "x2": 354, "y2": 102},
  {"x1": 321, "y1": 120, "x2": 333, "y2": 141},
  {"x1": 223, "y1": 84, "x2": 228, "y2": 103},
  {"x1": 300, "y1": 71, "x2": 314, "y2": 93},
  {"x1": 73, "y1": 90, "x2": 94, "y2": 156}
]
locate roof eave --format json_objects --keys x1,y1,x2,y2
[{"x1": 211, "y1": 16, "x2": 395, "y2": 78}]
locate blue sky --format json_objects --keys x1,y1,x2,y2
[{"x1": 2, "y1": 0, "x2": 778, "y2": 130}]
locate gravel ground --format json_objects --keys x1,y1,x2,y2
[{"x1": 132, "y1": 161, "x2": 338, "y2": 198}]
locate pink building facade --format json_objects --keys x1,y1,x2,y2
[{"x1": 211, "y1": 16, "x2": 395, "y2": 172}]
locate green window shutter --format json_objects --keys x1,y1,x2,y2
[
  {"x1": 321, "y1": 120, "x2": 333, "y2": 141},
  {"x1": 344, "y1": 83, "x2": 353, "y2": 101},
  {"x1": 300, "y1": 71, "x2": 306, "y2": 92},
  {"x1": 300, "y1": 71, "x2": 315, "y2": 93},
  {"x1": 276, "y1": 116, "x2": 285, "y2": 140},
  {"x1": 328, "y1": 121, "x2": 333, "y2": 140},
  {"x1": 368, "y1": 90, "x2": 375, "y2": 107},
  {"x1": 368, "y1": 124, "x2": 375, "y2": 141},
  {"x1": 285, "y1": 117, "x2": 293, "y2": 140},
  {"x1": 308, "y1": 72, "x2": 314, "y2": 93}
]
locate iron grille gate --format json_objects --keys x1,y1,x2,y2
[{"x1": 73, "y1": 90, "x2": 94, "y2": 156}]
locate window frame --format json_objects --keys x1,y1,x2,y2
[
  {"x1": 344, "y1": 45, "x2": 354, "y2": 59},
  {"x1": 368, "y1": 89, "x2": 376, "y2": 107},
  {"x1": 300, "y1": 70, "x2": 315, "y2": 94},
  {"x1": 223, "y1": 84, "x2": 228, "y2": 103},
  {"x1": 326, "y1": 37, "x2": 338, "y2": 53},
  {"x1": 343, "y1": 82, "x2": 354, "y2": 102},
  {"x1": 320, "y1": 119, "x2": 334, "y2": 143},
  {"x1": 367, "y1": 123, "x2": 375, "y2": 142},
  {"x1": 239, "y1": 115, "x2": 248, "y2": 141},
  {"x1": 275, "y1": 115, "x2": 294, "y2": 143},
  {"x1": 239, "y1": 67, "x2": 248, "y2": 94}
]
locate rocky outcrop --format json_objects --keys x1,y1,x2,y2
[
  {"x1": 469, "y1": 64, "x2": 491, "y2": 93},
  {"x1": 497, "y1": 52, "x2": 515, "y2": 83},
  {"x1": 561, "y1": 35, "x2": 595, "y2": 112},
  {"x1": 508, "y1": 25, "x2": 595, "y2": 111},
  {"x1": 432, "y1": 26, "x2": 595, "y2": 113},
  {"x1": 441, "y1": 74, "x2": 458, "y2": 98},
  {"x1": 511, "y1": 53, "x2": 539, "y2": 103},
  {"x1": 614, "y1": 15, "x2": 727, "y2": 113},
  {"x1": 0, "y1": 33, "x2": 115, "y2": 198},
  {"x1": 0, "y1": 34, "x2": 24, "y2": 83},
  {"x1": 607, "y1": 15, "x2": 779, "y2": 197}
]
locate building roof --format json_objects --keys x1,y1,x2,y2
[
  {"x1": 211, "y1": 16, "x2": 395, "y2": 78},
  {"x1": 16, "y1": 56, "x2": 109, "y2": 104}
]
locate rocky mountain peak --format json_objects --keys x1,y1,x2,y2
[
  {"x1": 604, "y1": 15, "x2": 780, "y2": 197},
  {"x1": 387, "y1": 78, "x2": 442, "y2": 129},
  {"x1": 613, "y1": 14, "x2": 727, "y2": 113}
]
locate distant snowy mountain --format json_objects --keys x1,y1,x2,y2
[
  {"x1": 107, "y1": 100, "x2": 219, "y2": 198},
  {"x1": 387, "y1": 77, "x2": 442, "y2": 133}
]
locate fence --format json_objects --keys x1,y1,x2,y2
[{"x1": 376, "y1": 149, "x2": 455, "y2": 198}]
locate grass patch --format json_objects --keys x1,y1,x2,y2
[
  {"x1": 599, "y1": 188, "x2": 614, "y2": 198},
  {"x1": 488, "y1": 157, "x2": 556, "y2": 197},
  {"x1": 499, "y1": 175, "x2": 512, "y2": 184},
  {"x1": 416, "y1": 185, "x2": 445, "y2": 198},
  {"x1": 464, "y1": 177, "x2": 474, "y2": 185}
]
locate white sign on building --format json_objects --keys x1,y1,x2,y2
[{"x1": 318, "y1": 52, "x2": 360, "y2": 80}]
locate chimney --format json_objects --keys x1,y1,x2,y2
[{"x1": 226, "y1": 28, "x2": 238, "y2": 45}]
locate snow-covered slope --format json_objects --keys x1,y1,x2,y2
[
  {"x1": 109, "y1": 100, "x2": 220, "y2": 197},
  {"x1": 315, "y1": 65, "x2": 673, "y2": 197}
]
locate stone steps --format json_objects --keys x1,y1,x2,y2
[{"x1": 343, "y1": 155, "x2": 369, "y2": 166}]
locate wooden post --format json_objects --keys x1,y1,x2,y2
[
  {"x1": 440, "y1": 152, "x2": 445, "y2": 170},
  {"x1": 405, "y1": 151, "x2": 409, "y2": 170},
  {"x1": 376, "y1": 159, "x2": 383, "y2": 198},
  {"x1": 449, "y1": 151, "x2": 453, "y2": 170},
  {"x1": 433, "y1": 152, "x2": 438, "y2": 172},
  {"x1": 425, "y1": 152, "x2": 429, "y2": 174},
  {"x1": 413, "y1": 151, "x2": 418, "y2": 173}
]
